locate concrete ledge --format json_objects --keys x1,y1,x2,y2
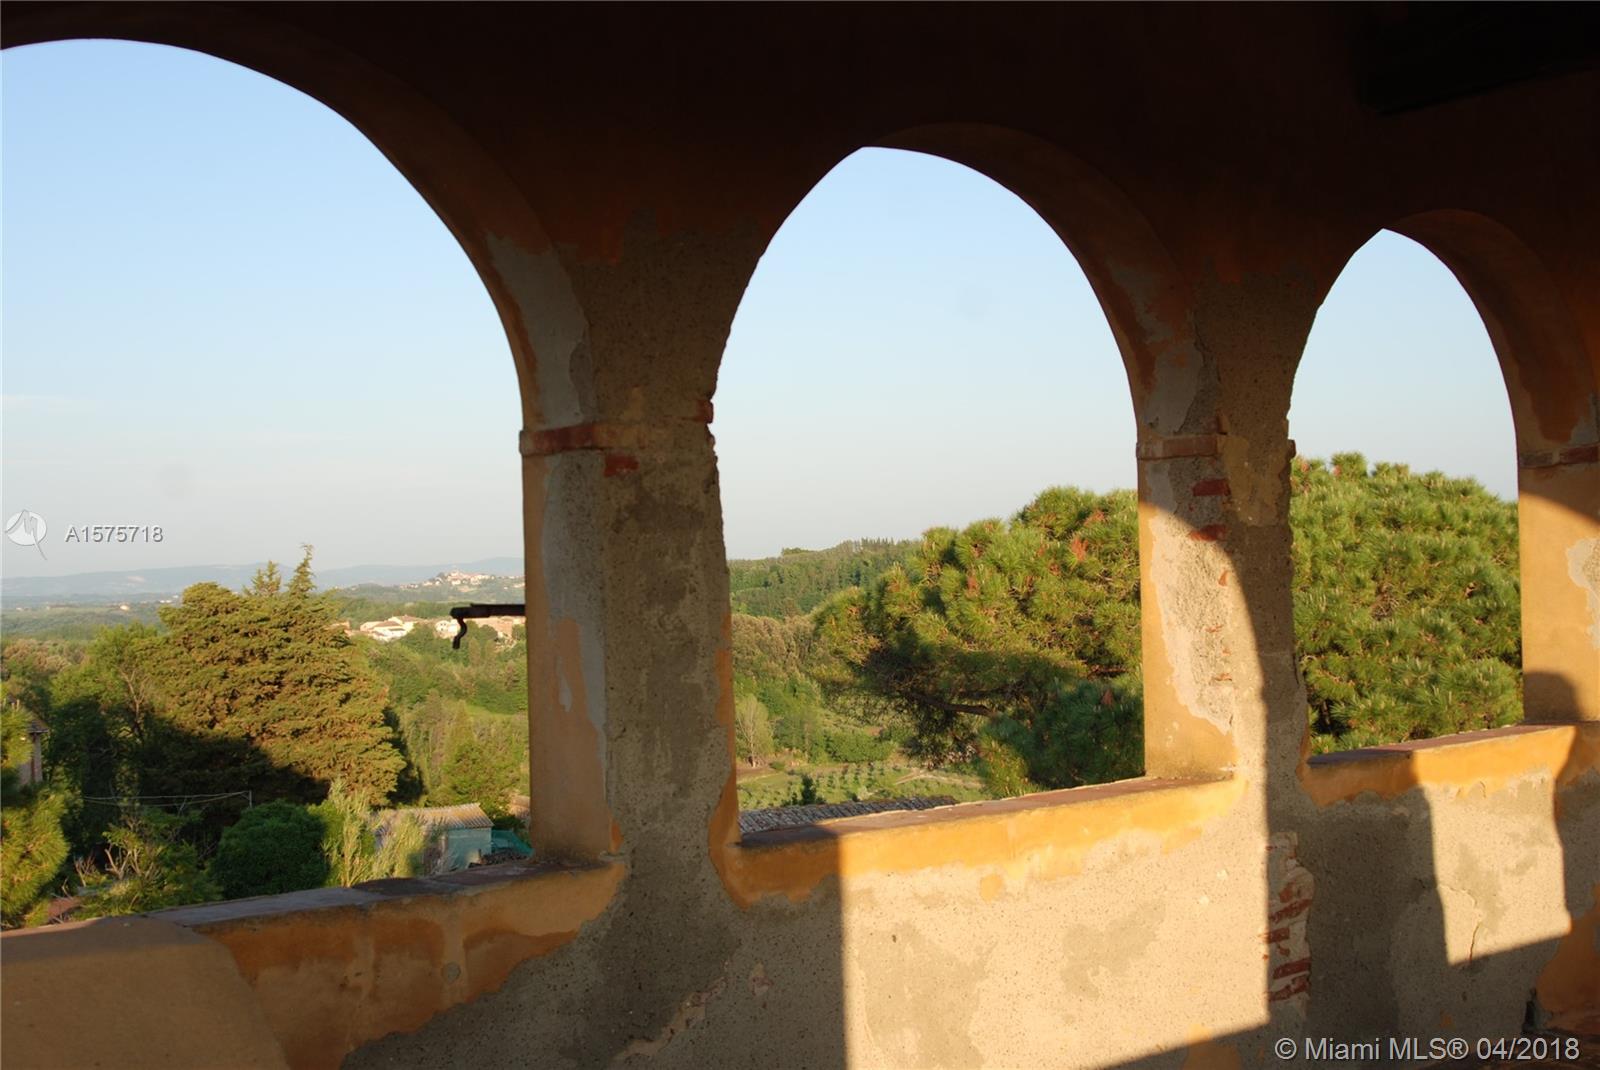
[
  {"x1": 0, "y1": 859, "x2": 625, "y2": 1070},
  {"x1": 718, "y1": 775, "x2": 1242, "y2": 907},
  {"x1": 1299, "y1": 723, "x2": 1600, "y2": 807},
  {"x1": 2, "y1": 915, "x2": 290, "y2": 1070}
]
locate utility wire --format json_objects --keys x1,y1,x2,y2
[{"x1": 77, "y1": 791, "x2": 252, "y2": 810}]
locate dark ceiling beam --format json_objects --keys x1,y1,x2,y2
[{"x1": 1360, "y1": 2, "x2": 1600, "y2": 114}]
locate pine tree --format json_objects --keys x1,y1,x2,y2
[
  {"x1": 1290, "y1": 457, "x2": 1519, "y2": 751},
  {"x1": 809, "y1": 488, "x2": 1141, "y2": 780},
  {"x1": 152, "y1": 549, "x2": 405, "y2": 804},
  {"x1": 803, "y1": 461, "x2": 1518, "y2": 786}
]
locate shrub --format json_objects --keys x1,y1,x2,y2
[
  {"x1": 0, "y1": 783, "x2": 69, "y2": 927},
  {"x1": 976, "y1": 735, "x2": 1035, "y2": 798},
  {"x1": 211, "y1": 801, "x2": 328, "y2": 900},
  {"x1": 822, "y1": 728, "x2": 893, "y2": 764},
  {"x1": 75, "y1": 809, "x2": 220, "y2": 916}
]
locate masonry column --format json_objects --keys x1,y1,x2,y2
[
  {"x1": 521, "y1": 408, "x2": 732, "y2": 859},
  {"x1": 1137, "y1": 276, "x2": 1310, "y2": 787},
  {"x1": 517, "y1": 220, "x2": 765, "y2": 868},
  {"x1": 1128, "y1": 281, "x2": 1307, "y2": 787},
  {"x1": 1518, "y1": 448, "x2": 1600, "y2": 722}
]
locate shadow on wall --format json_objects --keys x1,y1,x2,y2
[
  {"x1": 1537, "y1": 674, "x2": 1600, "y2": 1030},
  {"x1": 1098, "y1": 672, "x2": 1597, "y2": 1070}
]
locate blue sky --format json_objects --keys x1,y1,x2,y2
[{"x1": 2, "y1": 41, "x2": 1516, "y2": 579}]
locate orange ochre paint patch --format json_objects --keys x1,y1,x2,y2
[
  {"x1": 1536, "y1": 883, "x2": 1600, "y2": 1016},
  {"x1": 194, "y1": 863, "x2": 624, "y2": 1070},
  {"x1": 707, "y1": 613, "x2": 742, "y2": 859},
  {"x1": 529, "y1": 618, "x2": 614, "y2": 858},
  {"x1": 716, "y1": 777, "x2": 1241, "y2": 909},
  {"x1": 1182, "y1": 1027, "x2": 1244, "y2": 1070}
]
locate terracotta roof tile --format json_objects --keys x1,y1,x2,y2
[
  {"x1": 374, "y1": 802, "x2": 493, "y2": 831},
  {"x1": 738, "y1": 795, "x2": 957, "y2": 835}
]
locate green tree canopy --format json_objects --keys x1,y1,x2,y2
[
  {"x1": 803, "y1": 463, "x2": 1519, "y2": 786},
  {"x1": 1, "y1": 647, "x2": 71, "y2": 927},
  {"x1": 812, "y1": 487, "x2": 1141, "y2": 781},
  {"x1": 73, "y1": 808, "x2": 219, "y2": 918},
  {"x1": 1291, "y1": 455, "x2": 1520, "y2": 751},
  {"x1": 728, "y1": 539, "x2": 917, "y2": 617},
  {"x1": 211, "y1": 800, "x2": 329, "y2": 900},
  {"x1": 150, "y1": 548, "x2": 405, "y2": 804}
]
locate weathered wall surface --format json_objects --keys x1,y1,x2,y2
[
  {"x1": 2, "y1": 5, "x2": 1596, "y2": 1068},
  {"x1": 1296, "y1": 729, "x2": 1600, "y2": 1057}
]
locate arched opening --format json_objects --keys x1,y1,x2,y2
[
  {"x1": 1391, "y1": 211, "x2": 1599, "y2": 727},
  {"x1": 716, "y1": 146, "x2": 1147, "y2": 823},
  {"x1": 1, "y1": 40, "x2": 530, "y2": 922},
  {"x1": 1289, "y1": 230, "x2": 1523, "y2": 753}
]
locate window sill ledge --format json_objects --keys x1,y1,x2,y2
[
  {"x1": 1298, "y1": 722, "x2": 1598, "y2": 806},
  {"x1": 1, "y1": 859, "x2": 625, "y2": 1070},
  {"x1": 718, "y1": 775, "x2": 1243, "y2": 907}
]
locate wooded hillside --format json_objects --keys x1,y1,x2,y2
[
  {"x1": 731, "y1": 455, "x2": 1520, "y2": 796},
  {"x1": 1, "y1": 456, "x2": 1520, "y2": 925}
]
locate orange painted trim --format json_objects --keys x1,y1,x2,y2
[
  {"x1": 1536, "y1": 882, "x2": 1600, "y2": 1018},
  {"x1": 162, "y1": 861, "x2": 625, "y2": 1070},
  {"x1": 716, "y1": 776, "x2": 1242, "y2": 908},
  {"x1": 1298, "y1": 723, "x2": 1600, "y2": 807}
]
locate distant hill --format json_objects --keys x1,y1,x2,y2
[{"x1": 0, "y1": 557, "x2": 525, "y2": 606}]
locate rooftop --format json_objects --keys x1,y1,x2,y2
[{"x1": 738, "y1": 795, "x2": 957, "y2": 836}]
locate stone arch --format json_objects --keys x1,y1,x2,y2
[
  {"x1": 3, "y1": 4, "x2": 587, "y2": 430},
  {"x1": 872, "y1": 123, "x2": 1206, "y2": 438},
  {"x1": 1388, "y1": 209, "x2": 1596, "y2": 458},
  {"x1": 866, "y1": 126, "x2": 1239, "y2": 777},
  {"x1": 1390, "y1": 211, "x2": 1598, "y2": 724},
  {"x1": 2, "y1": 13, "x2": 616, "y2": 856},
  {"x1": 1293, "y1": 210, "x2": 1598, "y2": 725},
  {"x1": 708, "y1": 126, "x2": 1235, "y2": 804}
]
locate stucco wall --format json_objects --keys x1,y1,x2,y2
[
  {"x1": 6, "y1": 735, "x2": 1593, "y2": 1069},
  {"x1": 2, "y1": 5, "x2": 1596, "y2": 1068}
]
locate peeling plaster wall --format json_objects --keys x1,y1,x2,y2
[
  {"x1": 834, "y1": 807, "x2": 1269, "y2": 1069},
  {"x1": 339, "y1": 736, "x2": 1597, "y2": 1070},
  {"x1": 3, "y1": 4, "x2": 1597, "y2": 1069},
  {"x1": 1295, "y1": 734, "x2": 1600, "y2": 1057}
]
